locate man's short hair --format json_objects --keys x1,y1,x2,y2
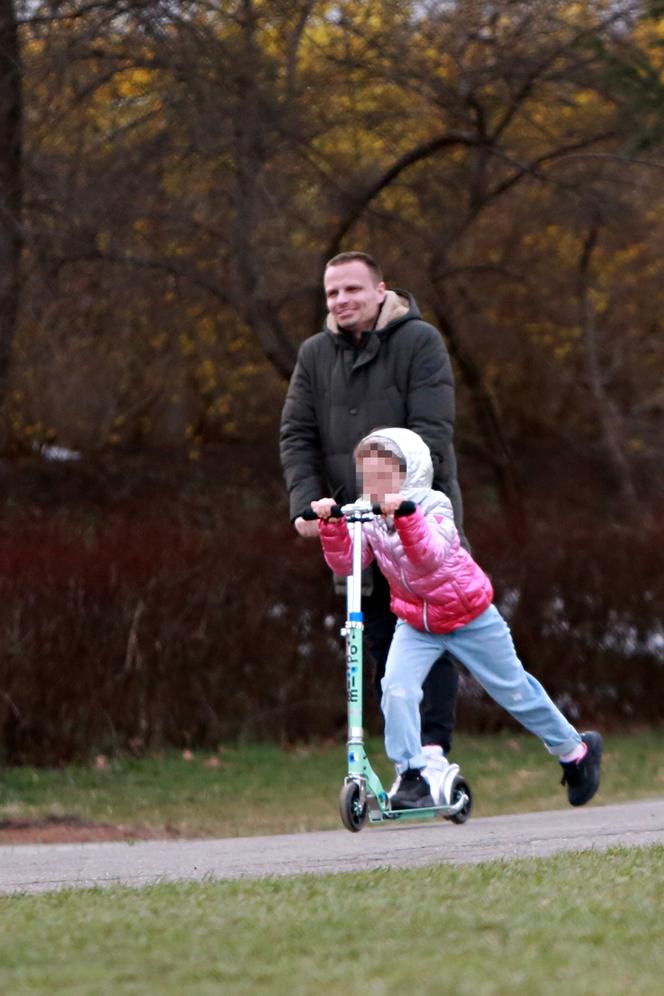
[{"x1": 325, "y1": 251, "x2": 383, "y2": 283}]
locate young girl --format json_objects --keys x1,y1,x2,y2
[{"x1": 311, "y1": 427, "x2": 602, "y2": 812}]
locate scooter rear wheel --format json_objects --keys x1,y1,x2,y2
[
  {"x1": 339, "y1": 780, "x2": 368, "y2": 832},
  {"x1": 446, "y1": 776, "x2": 473, "y2": 824}
]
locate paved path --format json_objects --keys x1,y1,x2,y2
[{"x1": 1, "y1": 798, "x2": 663, "y2": 895}]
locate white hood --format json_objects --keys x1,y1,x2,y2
[
  {"x1": 357, "y1": 427, "x2": 433, "y2": 501},
  {"x1": 357, "y1": 426, "x2": 456, "y2": 533}
]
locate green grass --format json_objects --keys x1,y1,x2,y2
[
  {"x1": 1, "y1": 730, "x2": 663, "y2": 838},
  {"x1": 0, "y1": 845, "x2": 662, "y2": 994}
]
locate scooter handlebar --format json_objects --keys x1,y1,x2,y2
[{"x1": 301, "y1": 501, "x2": 415, "y2": 520}]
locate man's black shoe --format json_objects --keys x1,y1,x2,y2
[
  {"x1": 560, "y1": 731, "x2": 603, "y2": 807},
  {"x1": 390, "y1": 768, "x2": 434, "y2": 811}
]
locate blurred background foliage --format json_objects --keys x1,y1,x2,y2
[{"x1": 0, "y1": 1, "x2": 663, "y2": 761}]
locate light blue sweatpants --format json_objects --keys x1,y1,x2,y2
[{"x1": 381, "y1": 605, "x2": 582, "y2": 772}]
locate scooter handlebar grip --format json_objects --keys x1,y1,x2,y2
[
  {"x1": 371, "y1": 501, "x2": 417, "y2": 516},
  {"x1": 301, "y1": 506, "x2": 344, "y2": 520}
]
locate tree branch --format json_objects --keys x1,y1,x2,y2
[{"x1": 323, "y1": 130, "x2": 479, "y2": 263}]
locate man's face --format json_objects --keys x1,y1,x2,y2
[{"x1": 324, "y1": 261, "x2": 386, "y2": 333}]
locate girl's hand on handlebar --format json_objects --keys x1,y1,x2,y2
[
  {"x1": 380, "y1": 493, "x2": 408, "y2": 516},
  {"x1": 310, "y1": 498, "x2": 337, "y2": 519}
]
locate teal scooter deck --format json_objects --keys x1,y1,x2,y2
[{"x1": 369, "y1": 802, "x2": 469, "y2": 823}]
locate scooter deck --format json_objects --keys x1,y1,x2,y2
[
  {"x1": 366, "y1": 793, "x2": 471, "y2": 823},
  {"x1": 370, "y1": 805, "x2": 468, "y2": 822}
]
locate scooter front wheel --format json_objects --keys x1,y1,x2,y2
[{"x1": 339, "y1": 780, "x2": 368, "y2": 832}]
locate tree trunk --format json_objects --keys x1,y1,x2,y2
[
  {"x1": 0, "y1": 0, "x2": 22, "y2": 400},
  {"x1": 231, "y1": 0, "x2": 297, "y2": 381},
  {"x1": 577, "y1": 225, "x2": 639, "y2": 513}
]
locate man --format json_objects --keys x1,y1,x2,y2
[{"x1": 280, "y1": 250, "x2": 464, "y2": 771}]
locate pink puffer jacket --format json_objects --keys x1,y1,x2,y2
[
  {"x1": 320, "y1": 505, "x2": 493, "y2": 633},
  {"x1": 318, "y1": 427, "x2": 494, "y2": 634}
]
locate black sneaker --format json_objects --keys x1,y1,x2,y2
[
  {"x1": 560, "y1": 732, "x2": 603, "y2": 807},
  {"x1": 390, "y1": 768, "x2": 435, "y2": 811}
]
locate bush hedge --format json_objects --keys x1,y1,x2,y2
[{"x1": 0, "y1": 450, "x2": 662, "y2": 764}]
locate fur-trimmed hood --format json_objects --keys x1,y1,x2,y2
[{"x1": 325, "y1": 289, "x2": 412, "y2": 335}]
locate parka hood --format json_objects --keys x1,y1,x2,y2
[{"x1": 325, "y1": 289, "x2": 417, "y2": 337}]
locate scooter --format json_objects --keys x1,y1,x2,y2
[{"x1": 304, "y1": 499, "x2": 472, "y2": 833}]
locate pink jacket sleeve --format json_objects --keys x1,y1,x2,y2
[
  {"x1": 319, "y1": 519, "x2": 374, "y2": 575},
  {"x1": 394, "y1": 506, "x2": 455, "y2": 572}
]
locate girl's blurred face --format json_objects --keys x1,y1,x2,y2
[{"x1": 358, "y1": 452, "x2": 404, "y2": 502}]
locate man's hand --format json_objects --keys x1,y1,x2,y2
[
  {"x1": 294, "y1": 498, "x2": 338, "y2": 536},
  {"x1": 294, "y1": 516, "x2": 321, "y2": 538}
]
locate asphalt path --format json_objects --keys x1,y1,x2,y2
[{"x1": 1, "y1": 798, "x2": 663, "y2": 896}]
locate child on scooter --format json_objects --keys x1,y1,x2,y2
[{"x1": 310, "y1": 426, "x2": 602, "y2": 811}]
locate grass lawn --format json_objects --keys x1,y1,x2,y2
[
  {"x1": 1, "y1": 729, "x2": 663, "y2": 839},
  {"x1": 0, "y1": 845, "x2": 662, "y2": 994}
]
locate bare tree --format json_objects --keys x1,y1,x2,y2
[
  {"x1": 9, "y1": 0, "x2": 664, "y2": 472},
  {"x1": 0, "y1": 0, "x2": 22, "y2": 401},
  {"x1": 577, "y1": 222, "x2": 639, "y2": 510}
]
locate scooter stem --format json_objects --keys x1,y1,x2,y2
[{"x1": 345, "y1": 516, "x2": 364, "y2": 763}]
